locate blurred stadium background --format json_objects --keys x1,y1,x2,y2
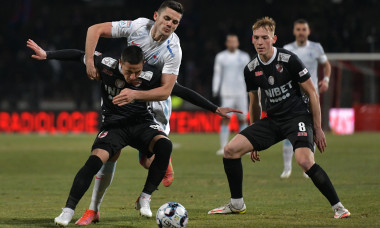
[{"x1": 1, "y1": 0, "x2": 380, "y2": 134}]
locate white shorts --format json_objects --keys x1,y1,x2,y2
[{"x1": 221, "y1": 95, "x2": 248, "y2": 120}]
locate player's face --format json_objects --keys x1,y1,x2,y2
[
  {"x1": 293, "y1": 23, "x2": 310, "y2": 44},
  {"x1": 153, "y1": 7, "x2": 182, "y2": 39},
  {"x1": 119, "y1": 61, "x2": 143, "y2": 84},
  {"x1": 252, "y1": 27, "x2": 277, "y2": 61},
  {"x1": 226, "y1": 35, "x2": 239, "y2": 52}
]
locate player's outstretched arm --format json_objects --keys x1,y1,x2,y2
[
  {"x1": 300, "y1": 78, "x2": 327, "y2": 152},
  {"x1": 86, "y1": 22, "x2": 112, "y2": 81},
  {"x1": 171, "y1": 83, "x2": 242, "y2": 118},
  {"x1": 27, "y1": 39, "x2": 85, "y2": 62}
]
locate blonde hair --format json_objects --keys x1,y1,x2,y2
[{"x1": 252, "y1": 17, "x2": 276, "y2": 34}]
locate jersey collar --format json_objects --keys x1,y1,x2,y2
[{"x1": 258, "y1": 47, "x2": 277, "y2": 65}]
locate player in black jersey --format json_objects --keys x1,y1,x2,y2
[
  {"x1": 28, "y1": 43, "x2": 173, "y2": 226},
  {"x1": 208, "y1": 17, "x2": 350, "y2": 219},
  {"x1": 27, "y1": 39, "x2": 242, "y2": 226}
]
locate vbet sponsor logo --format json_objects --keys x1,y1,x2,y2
[{"x1": 264, "y1": 80, "x2": 293, "y2": 103}]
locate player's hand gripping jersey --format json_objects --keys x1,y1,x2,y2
[{"x1": 244, "y1": 48, "x2": 312, "y2": 119}]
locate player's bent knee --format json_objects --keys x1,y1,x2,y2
[
  {"x1": 153, "y1": 138, "x2": 172, "y2": 155},
  {"x1": 224, "y1": 144, "x2": 239, "y2": 159},
  {"x1": 91, "y1": 148, "x2": 110, "y2": 163}
]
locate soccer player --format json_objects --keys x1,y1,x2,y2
[
  {"x1": 27, "y1": 38, "x2": 242, "y2": 225},
  {"x1": 280, "y1": 19, "x2": 332, "y2": 179},
  {"x1": 213, "y1": 34, "x2": 251, "y2": 155},
  {"x1": 208, "y1": 17, "x2": 350, "y2": 219},
  {"x1": 34, "y1": 44, "x2": 173, "y2": 226},
  {"x1": 83, "y1": 1, "x2": 184, "y2": 216}
]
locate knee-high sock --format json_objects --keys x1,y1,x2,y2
[
  {"x1": 89, "y1": 161, "x2": 117, "y2": 212},
  {"x1": 143, "y1": 138, "x2": 172, "y2": 194},
  {"x1": 223, "y1": 158, "x2": 243, "y2": 199},
  {"x1": 65, "y1": 155, "x2": 103, "y2": 210},
  {"x1": 283, "y1": 139, "x2": 293, "y2": 171},
  {"x1": 220, "y1": 124, "x2": 229, "y2": 149},
  {"x1": 306, "y1": 163, "x2": 340, "y2": 206}
]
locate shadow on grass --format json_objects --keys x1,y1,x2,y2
[{"x1": 0, "y1": 217, "x2": 142, "y2": 227}]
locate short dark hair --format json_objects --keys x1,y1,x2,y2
[
  {"x1": 121, "y1": 45, "x2": 144, "y2": 64},
  {"x1": 158, "y1": 0, "x2": 184, "y2": 15},
  {"x1": 294, "y1": 18, "x2": 308, "y2": 26}
]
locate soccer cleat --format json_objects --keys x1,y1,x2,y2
[
  {"x1": 333, "y1": 205, "x2": 351, "y2": 219},
  {"x1": 208, "y1": 202, "x2": 246, "y2": 214},
  {"x1": 135, "y1": 196, "x2": 152, "y2": 217},
  {"x1": 216, "y1": 149, "x2": 224, "y2": 155},
  {"x1": 75, "y1": 209, "x2": 100, "y2": 225},
  {"x1": 54, "y1": 208, "x2": 74, "y2": 227},
  {"x1": 303, "y1": 172, "x2": 310, "y2": 179},
  {"x1": 162, "y1": 158, "x2": 174, "y2": 187},
  {"x1": 280, "y1": 170, "x2": 292, "y2": 179}
]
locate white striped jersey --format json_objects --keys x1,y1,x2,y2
[{"x1": 112, "y1": 17, "x2": 182, "y2": 134}]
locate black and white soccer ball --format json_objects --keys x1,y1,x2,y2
[{"x1": 156, "y1": 202, "x2": 188, "y2": 228}]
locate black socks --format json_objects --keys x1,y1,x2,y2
[
  {"x1": 143, "y1": 138, "x2": 172, "y2": 194},
  {"x1": 65, "y1": 155, "x2": 103, "y2": 210},
  {"x1": 306, "y1": 163, "x2": 340, "y2": 206},
  {"x1": 223, "y1": 158, "x2": 243, "y2": 199}
]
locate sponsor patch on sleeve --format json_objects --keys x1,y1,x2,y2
[
  {"x1": 138, "y1": 71, "x2": 153, "y2": 81},
  {"x1": 101, "y1": 57, "x2": 118, "y2": 69},
  {"x1": 247, "y1": 58, "x2": 259, "y2": 72},
  {"x1": 118, "y1": 20, "x2": 132, "y2": 28},
  {"x1": 299, "y1": 68, "x2": 309, "y2": 77}
]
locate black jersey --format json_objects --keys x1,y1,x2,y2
[
  {"x1": 244, "y1": 47, "x2": 311, "y2": 119},
  {"x1": 93, "y1": 52, "x2": 161, "y2": 123}
]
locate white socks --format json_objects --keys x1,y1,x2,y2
[
  {"x1": 220, "y1": 124, "x2": 229, "y2": 150},
  {"x1": 231, "y1": 198, "x2": 244, "y2": 209},
  {"x1": 89, "y1": 161, "x2": 117, "y2": 212},
  {"x1": 282, "y1": 139, "x2": 293, "y2": 171}
]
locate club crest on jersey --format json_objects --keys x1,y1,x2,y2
[
  {"x1": 115, "y1": 79, "x2": 125, "y2": 88},
  {"x1": 276, "y1": 64, "x2": 283, "y2": 73},
  {"x1": 98, "y1": 130, "x2": 108, "y2": 138},
  {"x1": 119, "y1": 20, "x2": 131, "y2": 28},
  {"x1": 298, "y1": 132, "x2": 308, "y2": 136},
  {"x1": 268, "y1": 76, "x2": 275, "y2": 85},
  {"x1": 255, "y1": 71, "x2": 263, "y2": 77}
]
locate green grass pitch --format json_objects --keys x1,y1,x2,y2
[{"x1": 0, "y1": 133, "x2": 379, "y2": 227}]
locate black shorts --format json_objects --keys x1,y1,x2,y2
[
  {"x1": 92, "y1": 121, "x2": 167, "y2": 158},
  {"x1": 240, "y1": 114, "x2": 314, "y2": 152}
]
